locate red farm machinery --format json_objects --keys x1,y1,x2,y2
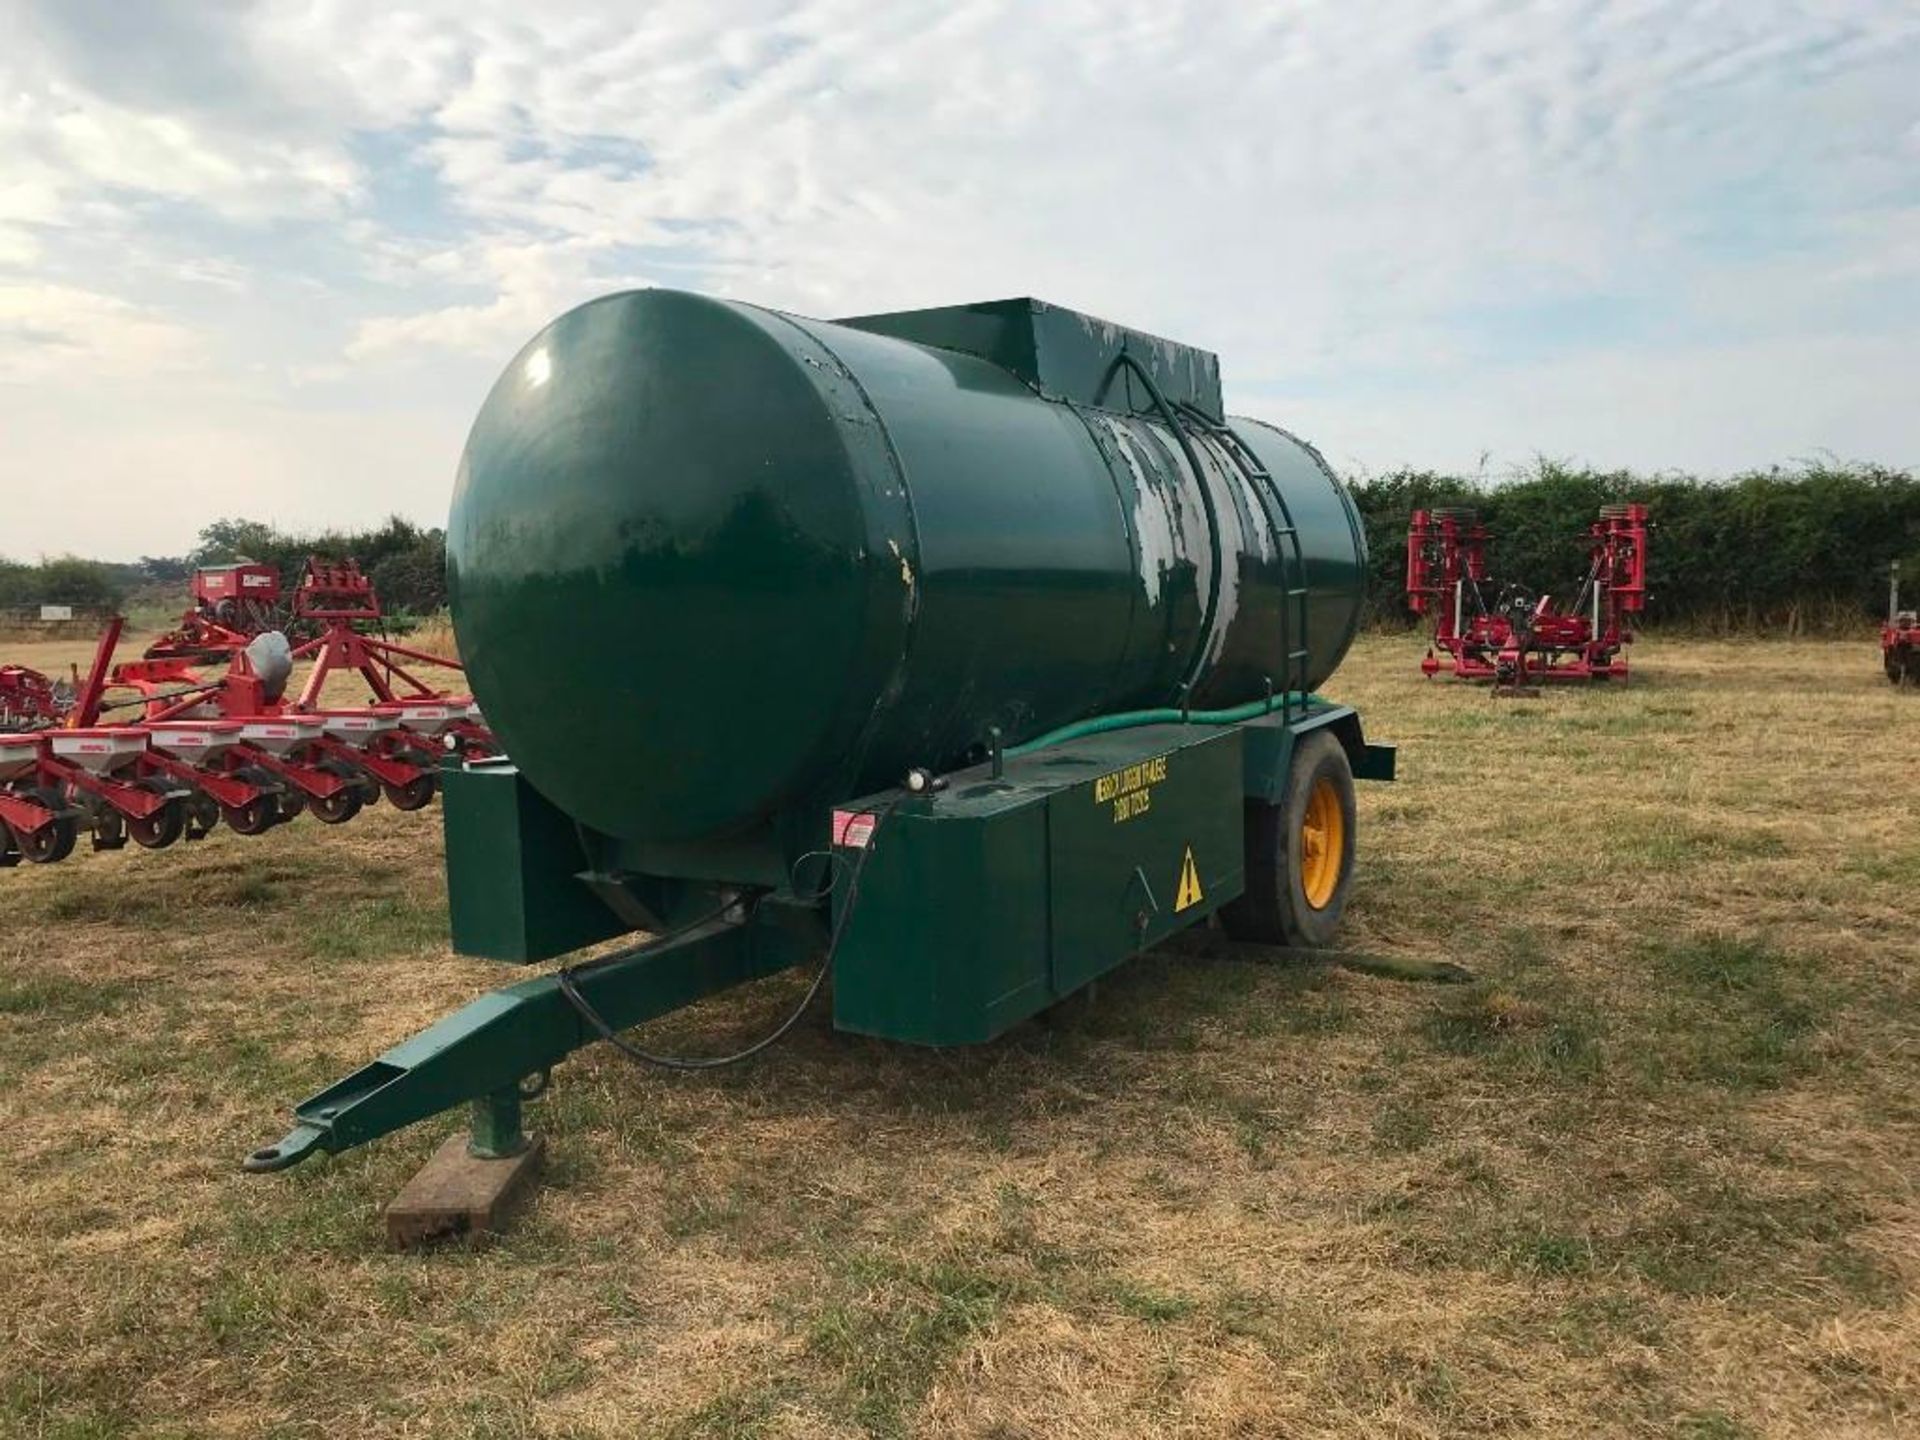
[
  {"x1": 1, "y1": 558, "x2": 496, "y2": 867},
  {"x1": 0, "y1": 664, "x2": 68, "y2": 730},
  {"x1": 1887, "y1": 563, "x2": 1919, "y2": 687},
  {"x1": 1406, "y1": 502, "x2": 1649, "y2": 686}
]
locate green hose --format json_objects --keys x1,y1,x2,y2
[{"x1": 1004, "y1": 691, "x2": 1328, "y2": 760}]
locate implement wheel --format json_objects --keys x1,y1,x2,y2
[
  {"x1": 1221, "y1": 730, "x2": 1356, "y2": 948},
  {"x1": 92, "y1": 808, "x2": 127, "y2": 851},
  {"x1": 184, "y1": 792, "x2": 220, "y2": 837},
  {"x1": 223, "y1": 796, "x2": 278, "y2": 835},
  {"x1": 128, "y1": 798, "x2": 185, "y2": 850},
  {"x1": 382, "y1": 773, "x2": 436, "y2": 811},
  {"x1": 18, "y1": 819, "x2": 74, "y2": 864},
  {"x1": 17, "y1": 788, "x2": 77, "y2": 865},
  {"x1": 311, "y1": 787, "x2": 363, "y2": 825}
]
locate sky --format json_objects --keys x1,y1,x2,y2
[{"x1": 1, "y1": 0, "x2": 1916, "y2": 561}]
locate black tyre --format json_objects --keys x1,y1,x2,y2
[
  {"x1": 19, "y1": 812, "x2": 77, "y2": 864},
  {"x1": 1221, "y1": 730, "x2": 1356, "y2": 948},
  {"x1": 1, "y1": 823, "x2": 18, "y2": 867},
  {"x1": 222, "y1": 796, "x2": 278, "y2": 835},
  {"x1": 383, "y1": 773, "x2": 437, "y2": 811},
  {"x1": 17, "y1": 787, "x2": 76, "y2": 864},
  {"x1": 184, "y1": 792, "x2": 220, "y2": 836},
  {"x1": 311, "y1": 787, "x2": 363, "y2": 825},
  {"x1": 91, "y1": 808, "x2": 127, "y2": 851},
  {"x1": 128, "y1": 799, "x2": 185, "y2": 850}
]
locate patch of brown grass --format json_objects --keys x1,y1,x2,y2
[
  {"x1": 403, "y1": 613, "x2": 461, "y2": 664},
  {"x1": 1, "y1": 635, "x2": 1917, "y2": 1437}
]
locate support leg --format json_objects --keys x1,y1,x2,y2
[{"x1": 467, "y1": 1087, "x2": 528, "y2": 1159}]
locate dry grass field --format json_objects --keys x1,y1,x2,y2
[{"x1": 2, "y1": 633, "x2": 1916, "y2": 1438}]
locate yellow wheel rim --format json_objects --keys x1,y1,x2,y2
[{"x1": 1299, "y1": 776, "x2": 1345, "y2": 910}]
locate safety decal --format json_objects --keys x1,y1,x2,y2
[{"x1": 1174, "y1": 845, "x2": 1203, "y2": 912}]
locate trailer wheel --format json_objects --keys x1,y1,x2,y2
[
  {"x1": 128, "y1": 799, "x2": 185, "y2": 850},
  {"x1": 1, "y1": 823, "x2": 18, "y2": 867},
  {"x1": 383, "y1": 774, "x2": 437, "y2": 811},
  {"x1": 1222, "y1": 730, "x2": 1356, "y2": 948}
]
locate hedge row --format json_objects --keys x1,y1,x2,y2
[
  {"x1": 9, "y1": 463, "x2": 1918, "y2": 633},
  {"x1": 187, "y1": 516, "x2": 448, "y2": 615},
  {"x1": 0, "y1": 516, "x2": 449, "y2": 618},
  {"x1": 1346, "y1": 461, "x2": 1920, "y2": 632}
]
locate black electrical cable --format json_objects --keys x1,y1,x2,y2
[{"x1": 553, "y1": 798, "x2": 898, "y2": 1071}]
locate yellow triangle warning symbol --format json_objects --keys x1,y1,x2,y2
[{"x1": 1174, "y1": 845, "x2": 1203, "y2": 912}]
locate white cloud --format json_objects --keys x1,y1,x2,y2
[
  {"x1": 0, "y1": 282, "x2": 205, "y2": 382},
  {"x1": 1278, "y1": 331, "x2": 1919, "y2": 484},
  {"x1": 343, "y1": 235, "x2": 651, "y2": 361},
  {"x1": 0, "y1": 227, "x2": 41, "y2": 268},
  {"x1": 0, "y1": 0, "x2": 1915, "y2": 557}
]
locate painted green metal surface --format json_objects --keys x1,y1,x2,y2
[
  {"x1": 246, "y1": 287, "x2": 1399, "y2": 1178},
  {"x1": 449, "y1": 289, "x2": 1369, "y2": 882},
  {"x1": 830, "y1": 723, "x2": 1246, "y2": 1046},
  {"x1": 1238, "y1": 705, "x2": 1399, "y2": 805},
  {"x1": 468, "y1": 1089, "x2": 529, "y2": 1160},
  {"x1": 440, "y1": 760, "x2": 628, "y2": 962},
  {"x1": 1045, "y1": 727, "x2": 1243, "y2": 994},
  {"x1": 251, "y1": 703, "x2": 1390, "y2": 1168},
  {"x1": 837, "y1": 297, "x2": 1224, "y2": 420}
]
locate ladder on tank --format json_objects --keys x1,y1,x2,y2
[{"x1": 1179, "y1": 406, "x2": 1313, "y2": 724}]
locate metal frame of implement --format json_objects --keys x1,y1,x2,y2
[{"x1": 1, "y1": 560, "x2": 497, "y2": 866}]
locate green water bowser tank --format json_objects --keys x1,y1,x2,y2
[{"x1": 450, "y1": 291, "x2": 1367, "y2": 855}]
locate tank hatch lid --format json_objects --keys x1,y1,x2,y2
[{"x1": 835, "y1": 298, "x2": 1223, "y2": 422}]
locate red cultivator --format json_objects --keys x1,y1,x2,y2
[
  {"x1": 2, "y1": 558, "x2": 497, "y2": 867},
  {"x1": 1887, "y1": 563, "x2": 1918, "y2": 687},
  {"x1": 1406, "y1": 503, "x2": 1649, "y2": 686},
  {"x1": 283, "y1": 559, "x2": 481, "y2": 712},
  {"x1": 0, "y1": 664, "x2": 67, "y2": 730}
]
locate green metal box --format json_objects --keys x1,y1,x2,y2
[
  {"x1": 830, "y1": 725, "x2": 1245, "y2": 1046},
  {"x1": 441, "y1": 761, "x2": 628, "y2": 963},
  {"x1": 837, "y1": 297, "x2": 1225, "y2": 419}
]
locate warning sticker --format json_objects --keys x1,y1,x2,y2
[
  {"x1": 1174, "y1": 846, "x2": 1204, "y2": 912},
  {"x1": 831, "y1": 809, "x2": 877, "y2": 848},
  {"x1": 1094, "y1": 753, "x2": 1169, "y2": 825}
]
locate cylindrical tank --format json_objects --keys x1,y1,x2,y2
[{"x1": 451, "y1": 290, "x2": 1366, "y2": 849}]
